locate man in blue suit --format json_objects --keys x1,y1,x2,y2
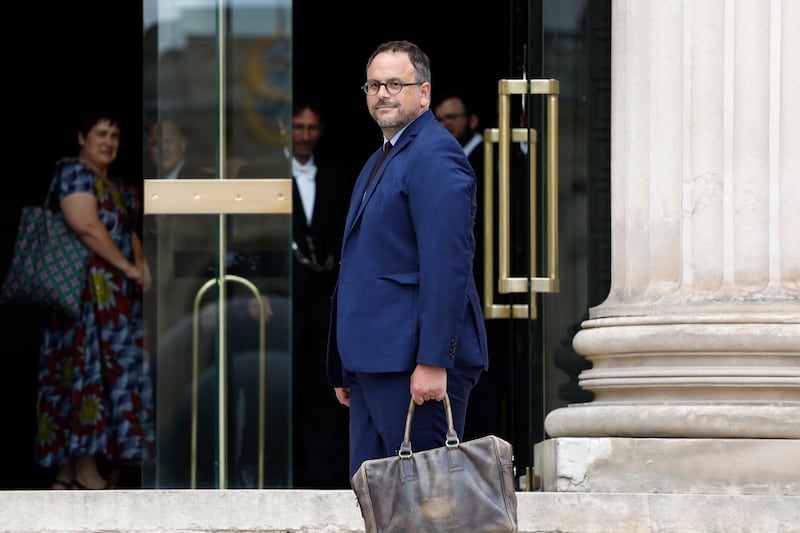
[{"x1": 327, "y1": 40, "x2": 489, "y2": 477}]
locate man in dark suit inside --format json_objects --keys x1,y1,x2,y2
[
  {"x1": 288, "y1": 94, "x2": 353, "y2": 488},
  {"x1": 434, "y1": 92, "x2": 510, "y2": 442}
]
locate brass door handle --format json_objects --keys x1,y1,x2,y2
[
  {"x1": 483, "y1": 79, "x2": 560, "y2": 320},
  {"x1": 191, "y1": 274, "x2": 267, "y2": 489}
]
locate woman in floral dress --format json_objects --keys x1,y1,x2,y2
[{"x1": 35, "y1": 106, "x2": 154, "y2": 489}]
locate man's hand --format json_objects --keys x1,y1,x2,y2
[
  {"x1": 247, "y1": 294, "x2": 273, "y2": 322},
  {"x1": 410, "y1": 364, "x2": 447, "y2": 405},
  {"x1": 335, "y1": 386, "x2": 351, "y2": 407}
]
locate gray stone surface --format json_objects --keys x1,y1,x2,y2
[
  {"x1": 535, "y1": 437, "x2": 800, "y2": 495},
  {"x1": 1, "y1": 489, "x2": 798, "y2": 532}
]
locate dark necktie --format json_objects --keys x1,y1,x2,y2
[{"x1": 364, "y1": 141, "x2": 392, "y2": 198}]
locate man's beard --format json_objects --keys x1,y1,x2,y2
[{"x1": 374, "y1": 106, "x2": 417, "y2": 130}]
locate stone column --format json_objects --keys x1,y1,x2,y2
[{"x1": 536, "y1": 0, "x2": 799, "y2": 495}]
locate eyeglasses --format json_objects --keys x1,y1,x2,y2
[{"x1": 362, "y1": 79, "x2": 423, "y2": 96}]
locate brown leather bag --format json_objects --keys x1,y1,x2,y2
[{"x1": 350, "y1": 393, "x2": 518, "y2": 532}]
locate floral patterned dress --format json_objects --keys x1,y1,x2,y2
[{"x1": 35, "y1": 158, "x2": 154, "y2": 469}]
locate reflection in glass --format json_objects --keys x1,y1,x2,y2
[{"x1": 142, "y1": 0, "x2": 293, "y2": 488}]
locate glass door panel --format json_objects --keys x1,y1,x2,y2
[
  {"x1": 142, "y1": 0, "x2": 293, "y2": 489},
  {"x1": 483, "y1": 0, "x2": 609, "y2": 488}
]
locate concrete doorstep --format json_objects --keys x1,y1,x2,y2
[{"x1": 1, "y1": 490, "x2": 798, "y2": 532}]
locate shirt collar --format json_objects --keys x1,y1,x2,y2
[
  {"x1": 293, "y1": 155, "x2": 317, "y2": 181},
  {"x1": 462, "y1": 133, "x2": 483, "y2": 157}
]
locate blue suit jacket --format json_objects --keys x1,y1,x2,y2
[{"x1": 327, "y1": 110, "x2": 489, "y2": 387}]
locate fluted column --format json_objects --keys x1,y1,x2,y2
[{"x1": 544, "y1": 0, "x2": 799, "y2": 446}]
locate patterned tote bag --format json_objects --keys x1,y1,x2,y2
[{"x1": 0, "y1": 185, "x2": 90, "y2": 318}]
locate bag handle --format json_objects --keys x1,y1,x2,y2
[
  {"x1": 398, "y1": 392, "x2": 460, "y2": 458},
  {"x1": 44, "y1": 176, "x2": 59, "y2": 211}
]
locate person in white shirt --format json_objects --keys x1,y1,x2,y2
[
  {"x1": 434, "y1": 93, "x2": 484, "y2": 175},
  {"x1": 289, "y1": 95, "x2": 354, "y2": 488}
]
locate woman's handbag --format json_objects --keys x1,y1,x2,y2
[
  {"x1": 0, "y1": 188, "x2": 90, "y2": 318},
  {"x1": 350, "y1": 393, "x2": 518, "y2": 532}
]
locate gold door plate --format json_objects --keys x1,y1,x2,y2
[{"x1": 144, "y1": 178, "x2": 292, "y2": 215}]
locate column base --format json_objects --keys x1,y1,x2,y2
[
  {"x1": 533, "y1": 437, "x2": 799, "y2": 495},
  {"x1": 544, "y1": 404, "x2": 800, "y2": 438}
]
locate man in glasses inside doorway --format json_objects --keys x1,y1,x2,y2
[{"x1": 287, "y1": 94, "x2": 354, "y2": 488}]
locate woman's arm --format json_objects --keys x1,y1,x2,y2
[{"x1": 60, "y1": 191, "x2": 143, "y2": 285}]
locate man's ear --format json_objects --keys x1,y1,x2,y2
[
  {"x1": 420, "y1": 82, "x2": 432, "y2": 107},
  {"x1": 469, "y1": 113, "x2": 479, "y2": 131}
]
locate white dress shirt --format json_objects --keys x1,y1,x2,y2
[
  {"x1": 165, "y1": 160, "x2": 185, "y2": 180},
  {"x1": 462, "y1": 133, "x2": 483, "y2": 158},
  {"x1": 293, "y1": 155, "x2": 317, "y2": 225}
]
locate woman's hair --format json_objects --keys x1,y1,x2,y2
[{"x1": 76, "y1": 103, "x2": 121, "y2": 136}]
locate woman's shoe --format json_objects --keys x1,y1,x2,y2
[
  {"x1": 51, "y1": 479, "x2": 73, "y2": 490},
  {"x1": 71, "y1": 478, "x2": 109, "y2": 490},
  {"x1": 51, "y1": 463, "x2": 75, "y2": 490},
  {"x1": 73, "y1": 454, "x2": 110, "y2": 489}
]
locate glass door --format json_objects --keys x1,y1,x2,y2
[
  {"x1": 482, "y1": 0, "x2": 611, "y2": 488},
  {"x1": 141, "y1": 0, "x2": 293, "y2": 489}
]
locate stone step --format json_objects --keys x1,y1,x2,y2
[{"x1": 1, "y1": 490, "x2": 798, "y2": 532}]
